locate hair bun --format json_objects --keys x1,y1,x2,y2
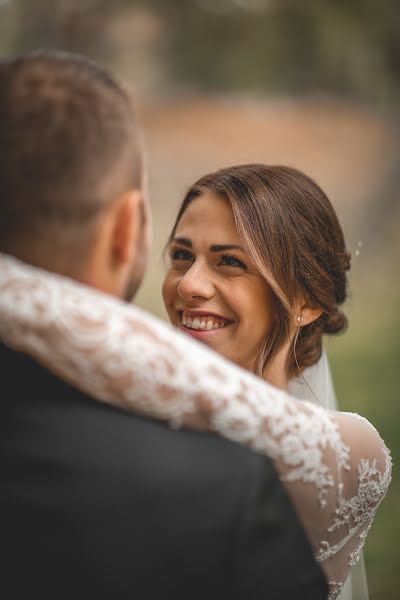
[{"x1": 323, "y1": 310, "x2": 348, "y2": 335}]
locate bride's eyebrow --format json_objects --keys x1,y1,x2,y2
[
  {"x1": 210, "y1": 244, "x2": 245, "y2": 252},
  {"x1": 171, "y1": 239, "x2": 245, "y2": 253},
  {"x1": 171, "y1": 237, "x2": 192, "y2": 247}
]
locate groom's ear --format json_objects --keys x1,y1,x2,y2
[
  {"x1": 111, "y1": 189, "x2": 143, "y2": 265},
  {"x1": 82, "y1": 188, "x2": 145, "y2": 297}
]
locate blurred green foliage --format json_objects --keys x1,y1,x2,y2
[
  {"x1": 1, "y1": 0, "x2": 399, "y2": 106},
  {"x1": 166, "y1": 0, "x2": 400, "y2": 106}
]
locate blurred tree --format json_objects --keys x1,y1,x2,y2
[
  {"x1": 1, "y1": 0, "x2": 399, "y2": 106},
  {"x1": 160, "y1": 0, "x2": 400, "y2": 106}
]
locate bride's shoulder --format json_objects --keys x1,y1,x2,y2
[{"x1": 332, "y1": 410, "x2": 392, "y2": 499}]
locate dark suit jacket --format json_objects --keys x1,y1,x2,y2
[{"x1": 0, "y1": 343, "x2": 327, "y2": 599}]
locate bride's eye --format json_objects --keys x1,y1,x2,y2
[
  {"x1": 219, "y1": 254, "x2": 247, "y2": 270},
  {"x1": 170, "y1": 248, "x2": 194, "y2": 263}
]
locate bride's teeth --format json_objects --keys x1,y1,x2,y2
[{"x1": 182, "y1": 312, "x2": 229, "y2": 330}]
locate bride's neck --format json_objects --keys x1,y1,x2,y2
[
  {"x1": 264, "y1": 369, "x2": 289, "y2": 391},
  {"x1": 260, "y1": 342, "x2": 291, "y2": 392}
]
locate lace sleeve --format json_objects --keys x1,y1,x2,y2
[{"x1": 0, "y1": 254, "x2": 392, "y2": 600}]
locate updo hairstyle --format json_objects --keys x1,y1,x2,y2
[{"x1": 168, "y1": 164, "x2": 351, "y2": 378}]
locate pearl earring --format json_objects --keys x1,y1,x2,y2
[{"x1": 297, "y1": 316, "x2": 302, "y2": 325}]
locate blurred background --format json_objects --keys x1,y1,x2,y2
[{"x1": 1, "y1": 1, "x2": 398, "y2": 597}]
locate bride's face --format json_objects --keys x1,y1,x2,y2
[{"x1": 162, "y1": 192, "x2": 274, "y2": 372}]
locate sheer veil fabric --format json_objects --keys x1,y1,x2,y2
[
  {"x1": 0, "y1": 254, "x2": 391, "y2": 600},
  {"x1": 289, "y1": 352, "x2": 369, "y2": 600}
]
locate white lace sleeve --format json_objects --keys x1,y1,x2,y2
[{"x1": 0, "y1": 254, "x2": 392, "y2": 600}]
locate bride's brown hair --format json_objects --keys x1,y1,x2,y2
[{"x1": 168, "y1": 164, "x2": 351, "y2": 378}]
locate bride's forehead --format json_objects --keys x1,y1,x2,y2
[{"x1": 176, "y1": 193, "x2": 238, "y2": 236}]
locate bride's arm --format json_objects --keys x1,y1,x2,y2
[{"x1": 0, "y1": 254, "x2": 392, "y2": 599}]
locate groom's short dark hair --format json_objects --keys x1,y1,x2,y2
[{"x1": 0, "y1": 49, "x2": 142, "y2": 261}]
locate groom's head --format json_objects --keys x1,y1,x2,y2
[{"x1": 0, "y1": 50, "x2": 150, "y2": 300}]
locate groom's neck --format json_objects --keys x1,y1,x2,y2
[
  {"x1": 4, "y1": 240, "x2": 95, "y2": 289},
  {"x1": 4, "y1": 240, "x2": 134, "y2": 302}
]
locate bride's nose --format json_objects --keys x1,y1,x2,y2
[{"x1": 177, "y1": 261, "x2": 215, "y2": 302}]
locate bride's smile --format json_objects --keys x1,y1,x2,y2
[
  {"x1": 162, "y1": 191, "x2": 274, "y2": 372},
  {"x1": 179, "y1": 309, "x2": 234, "y2": 337}
]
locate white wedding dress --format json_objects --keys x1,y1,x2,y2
[
  {"x1": 0, "y1": 254, "x2": 392, "y2": 600},
  {"x1": 289, "y1": 353, "x2": 370, "y2": 600}
]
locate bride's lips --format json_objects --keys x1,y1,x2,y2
[{"x1": 177, "y1": 309, "x2": 234, "y2": 340}]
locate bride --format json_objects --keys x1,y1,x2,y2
[
  {"x1": 161, "y1": 164, "x2": 369, "y2": 599},
  {"x1": 0, "y1": 165, "x2": 391, "y2": 600}
]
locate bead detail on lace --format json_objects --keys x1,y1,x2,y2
[{"x1": 328, "y1": 582, "x2": 344, "y2": 600}]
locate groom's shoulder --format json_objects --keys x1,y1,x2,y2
[
  {"x1": 0, "y1": 342, "x2": 272, "y2": 479},
  {"x1": 0, "y1": 343, "x2": 288, "y2": 547}
]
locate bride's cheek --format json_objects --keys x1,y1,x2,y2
[{"x1": 161, "y1": 274, "x2": 174, "y2": 305}]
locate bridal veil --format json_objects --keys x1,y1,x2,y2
[{"x1": 289, "y1": 351, "x2": 370, "y2": 600}]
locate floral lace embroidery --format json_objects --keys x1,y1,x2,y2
[
  {"x1": 0, "y1": 254, "x2": 392, "y2": 599},
  {"x1": 328, "y1": 582, "x2": 344, "y2": 600},
  {"x1": 316, "y1": 451, "x2": 392, "y2": 563}
]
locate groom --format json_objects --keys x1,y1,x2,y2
[{"x1": 0, "y1": 51, "x2": 327, "y2": 599}]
